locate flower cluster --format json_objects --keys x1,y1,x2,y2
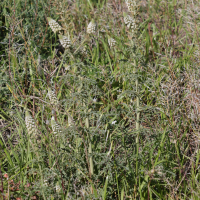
[
  {"x1": 47, "y1": 17, "x2": 62, "y2": 33},
  {"x1": 87, "y1": 19, "x2": 96, "y2": 34},
  {"x1": 48, "y1": 87, "x2": 58, "y2": 105},
  {"x1": 125, "y1": 0, "x2": 138, "y2": 15},
  {"x1": 25, "y1": 111, "x2": 37, "y2": 136},
  {"x1": 108, "y1": 36, "x2": 116, "y2": 48},
  {"x1": 55, "y1": 182, "x2": 61, "y2": 193},
  {"x1": 51, "y1": 116, "x2": 62, "y2": 135},
  {"x1": 123, "y1": 12, "x2": 138, "y2": 33},
  {"x1": 59, "y1": 35, "x2": 71, "y2": 49}
]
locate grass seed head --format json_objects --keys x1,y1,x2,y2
[
  {"x1": 47, "y1": 17, "x2": 62, "y2": 33},
  {"x1": 55, "y1": 182, "x2": 61, "y2": 193},
  {"x1": 123, "y1": 12, "x2": 137, "y2": 33},
  {"x1": 51, "y1": 116, "x2": 62, "y2": 135},
  {"x1": 59, "y1": 35, "x2": 71, "y2": 49},
  {"x1": 48, "y1": 87, "x2": 58, "y2": 105},
  {"x1": 108, "y1": 35, "x2": 116, "y2": 48},
  {"x1": 125, "y1": 0, "x2": 138, "y2": 15},
  {"x1": 25, "y1": 110, "x2": 37, "y2": 136},
  {"x1": 87, "y1": 19, "x2": 96, "y2": 34}
]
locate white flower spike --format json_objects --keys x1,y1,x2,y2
[
  {"x1": 125, "y1": 0, "x2": 138, "y2": 15},
  {"x1": 48, "y1": 87, "x2": 58, "y2": 105},
  {"x1": 87, "y1": 19, "x2": 96, "y2": 34},
  {"x1": 47, "y1": 17, "x2": 62, "y2": 33},
  {"x1": 51, "y1": 116, "x2": 62, "y2": 135},
  {"x1": 59, "y1": 35, "x2": 71, "y2": 49},
  {"x1": 123, "y1": 12, "x2": 137, "y2": 33},
  {"x1": 108, "y1": 35, "x2": 116, "y2": 48},
  {"x1": 25, "y1": 110, "x2": 37, "y2": 136}
]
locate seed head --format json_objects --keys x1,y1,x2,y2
[
  {"x1": 59, "y1": 35, "x2": 71, "y2": 49},
  {"x1": 125, "y1": 0, "x2": 138, "y2": 15},
  {"x1": 108, "y1": 35, "x2": 116, "y2": 48},
  {"x1": 87, "y1": 19, "x2": 96, "y2": 34},
  {"x1": 123, "y1": 12, "x2": 138, "y2": 33},
  {"x1": 55, "y1": 182, "x2": 61, "y2": 193},
  {"x1": 25, "y1": 111, "x2": 37, "y2": 136},
  {"x1": 48, "y1": 87, "x2": 58, "y2": 105},
  {"x1": 51, "y1": 116, "x2": 62, "y2": 135},
  {"x1": 47, "y1": 17, "x2": 62, "y2": 33}
]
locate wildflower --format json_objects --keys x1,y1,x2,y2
[
  {"x1": 59, "y1": 35, "x2": 71, "y2": 49},
  {"x1": 4, "y1": 173, "x2": 8, "y2": 179},
  {"x1": 125, "y1": 0, "x2": 138, "y2": 15},
  {"x1": 48, "y1": 87, "x2": 58, "y2": 105},
  {"x1": 87, "y1": 19, "x2": 96, "y2": 34},
  {"x1": 55, "y1": 182, "x2": 61, "y2": 193},
  {"x1": 93, "y1": 97, "x2": 97, "y2": 102},
  {"x1": 112, "y1": 120, "x2": 117, "y2": 125},
  {"x1": 123, "y1": 12, "x2": 137, "y2": 32},
  {"x1": 51, "y1": 116, "x2": 62, "y2": 135},
  {"x1": 47, "y1": 17, "x2": 62, "y2": 33},
  {"x1": 108, "y1": 35, "x2": 116, "y2": 48},
  {"x1": 25, "y1": 111, "x2": 37, "y2": 136}
]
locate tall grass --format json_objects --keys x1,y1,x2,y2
[{"x1": 0, "y1": 0, "x2": 199, "y2": 199}]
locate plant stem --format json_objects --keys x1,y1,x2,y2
[
  {"x1": 86, "y1": 116, "x2": 94, "y2": 194},
  {"x1": 86, "y1": 117, "x2": 93, "y2": 175},
  {"x1": 135, "y1": 66, "x2": 140, "y2": 187}
]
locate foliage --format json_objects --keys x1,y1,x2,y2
[{"x1": 0, "y1": 0, "x2": 200, "y2": 199}]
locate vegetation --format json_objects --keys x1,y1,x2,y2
[{"x1": 0, "y1": 0, "x2": 199, "y2": 199}]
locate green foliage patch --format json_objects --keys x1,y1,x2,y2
[{"x1": 0, "y1": 0, "x2": 200, "y2": 199}]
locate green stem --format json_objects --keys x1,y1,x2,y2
[
  {"x1": 85, "y1": 113, "x2": 94, "y2": 194},
  {"x1": 136, "y1": 77, "x2": 140, "y2": 178},
  {"x1": 85, "y1": 117, "x2": 93, "y2": 176},
  {"x1": 89, "y1": 139, "x2": 94, "y2": 175}
]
